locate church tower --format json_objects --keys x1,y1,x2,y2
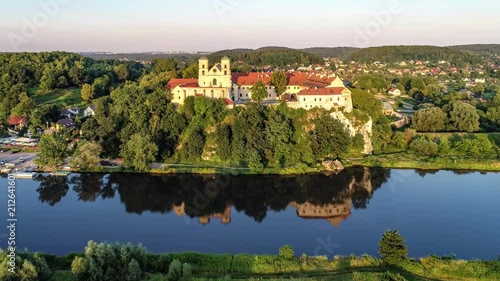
[
  {"x1": 199, "y1": 56, "x2": 209, "y2": 79},
  {"x1": 219, "y1": 56, "x2": 232, "y2": 87}
]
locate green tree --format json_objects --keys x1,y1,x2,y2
[
  {"x1": 11, "y1": 92, "x2": 36, "y2": 117},
  {"x1": 71, "y1": 241, "x2": 146, "y2": 281},
  {"x1": 81, "y1": 83, "x2": 93, "y2": 102},
  {"x1": 279, "y1": 245, "x2": 295, "y2": 260},
  {"x1": 182, "y1": 63, "x2": 199, "y2": 79},
  {"x1": 378, "y1": 230, "x2": 408, "y2": 266},
  {"x1": 121, "y1": 134, "x2": 158, "y2": 171},
  {"x1": 250, "y1": 81, "x2": 268, "y2": 103},
  {"x1": 270, "y1": 71, "x2": 288, "y2": 99},
  {"x1": 35, "y1": 134, "x2": 68, "y2": 168},
  {"x1": 185, "y1": 127, "x2": 205, "y2": 160},
  {"x1": 473, "y1": 83, "x2": 485, "y2": 95},
  {"x1": 449, "y1": 102, "x2": 480, "y2": 132},
  {"x1": 92, "y1": 75, "x2": 110, "y2": 98},
  {"x1": 412, "y1": 107, "x2": 446, "y2": 132},
  {"x1": 215, "y1": 124, "x2": 232, "y2": 161},
  {"x1": 114, "y1": 64, "x2": 129, "y2": 82},
  {"x1": 310, "y1": 113, "x2": 351, "y2": 159},
  {"x1": 72, "y1": 141, "x2": 102, "y2": 170},
  {"x1": 409, "y1": 137, "x2": 439, "y2": 156},
  {"x1": 391, "y1": 132, "x2": 407, "y2": 149},
  {"x1": 351, "y1": 89, "x2": 383, "y2": 121}
]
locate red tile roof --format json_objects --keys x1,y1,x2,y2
[
  {"x1": 166, "y1": 79, "x2": 198, "y2": 90},
  {"x1": 232, "y1": 73, "x2": 272, "y2": 86},
  {"x1": 8, "y1": 116, "x2": 27, "y2": 126},
  {"x1": 223, "y1": 98, "x2": 234, "y2": 105},
  {"x1": 298, "y1": 87, "x2": 345, "y2": 96}
]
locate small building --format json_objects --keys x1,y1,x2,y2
[
  {"x1": 7, "y1": 116, "x2": 28, "y2": 130},
  {"x1": 56, "y1": 119, "x2": 77, "y2": 131},
  {"x1": 388, "y1": 88, "x2": 402, "y2": 96},
  {"x1": 60, "y1": 108, "x2": 80, "y2": 119},
  {"x1": 84, "y1": 105, "x2": 96, "y2": 117},
  {"x1": 382, "y1": 102, "x2": 395, "y2": 116}
]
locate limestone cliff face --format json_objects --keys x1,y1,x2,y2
[{"x1": 331, "y1": 111, "x2": 373, "y2": 155}]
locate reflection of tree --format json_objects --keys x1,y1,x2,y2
[
  {"x1": 35, "y1": 174, "x2": 69, "y2": 206},
  {"x1": 34, "y1": 167, "x2": 391, "y2": 223},
  {"x1": 70, "y1": 173, "x2": 106, "y2": 202}
]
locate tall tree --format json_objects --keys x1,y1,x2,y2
[
  {"x1": 81, "y1": 83, "x2": 93, "y2": 102},
  {"x1": 121, "y1": 134, "x2": 158, "y2": 172},
  {"x1": 449, "y1": 102, "x2": 480, "y2": 132},
  {"x1": 35, "y1": 134, "x2": 68, "y2": 168},
  {"x1": 310, "y1": 113, "x2": 351, "y2": 159},
  {"x1": 250, "y1": 81, "x2": 268, "y2": 103},
  {"x1": 72, "y1": 141, "x2": 102, "y2": 170},
  {"x1": 412, "y1": 107, "x2": 446, "y2": 132},
  {"x1": 270, "y1": 71, "x2": 287, "y2": 99}
]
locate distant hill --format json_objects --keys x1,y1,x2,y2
[
  {"x1": 448, "y1": 44, "x2": 500, "y2": 55},
  {"x1": 208, "y1": 47, "x2": 324, "y2": 67},
  {"x1": 345, "y1": 45, "x2": 475, "y2": 63},
  {"x1": 81, "y1": 52, "x2": 203, "y2": 62},
  {"x1": 299, "y1": 47, "x2": 360, "y2": 58}
]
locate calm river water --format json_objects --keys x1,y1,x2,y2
[{"x1": 0, "y1": 167, "x2": 499, "y2": 259}]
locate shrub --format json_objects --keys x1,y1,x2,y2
[
  {"x1": 71, "y1": 241, "x2": 146, "y2": 281},
  {"x1": 0, "y1": 249, "x2": 52, "y2": 281},
  {"x1": 409, "y1": 137, "x2": 438, "y2": 156},
  {"x1": 379, "y1": 230, "x2": 408, "y2": 266},
  {"x1": 382, "y1": 271, "x2": 408, "y2": 281},
  {"x1": 279, "y1": 245, "x2": 295, "y2": 260},
  {"x1": 166, "y1": 259, "x2": 192, "y2": 281}
]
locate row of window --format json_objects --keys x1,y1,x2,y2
[{"x1": 303, "y1": 97, "x2": 342, "y2": 102}]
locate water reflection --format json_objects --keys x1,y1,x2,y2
[{"x1": 33, "y1": 167, "x2": 390, "y2": 227}]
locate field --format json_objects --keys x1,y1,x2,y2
[{"x1": 29, "y1": 87, "x2": 86, "y2": 109}]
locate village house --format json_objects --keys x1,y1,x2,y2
[
  {"x1": 7, "y1": 116, "x2": 29, "y2": 130},
  {"x1": 167, "y1": 57, "x2": 353, "y2": 112},
  {"x1": 388, "y1": 88, "x2": 402, "y2": 96},
  {"x1": 84, "y1": 105, "x2": 96, "y2": 117},
  {"x1": 60, "y1": 108, "x2": 80, "y2": 119}
]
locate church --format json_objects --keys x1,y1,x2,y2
[{"x1": 167, "y1": 56, "x2": 353, "y2": 112}]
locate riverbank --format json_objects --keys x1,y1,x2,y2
[{"x1": 10, "y1": 247, "x2": 500, "y2": 281}]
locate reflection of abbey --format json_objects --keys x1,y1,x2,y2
[
  {"x1": 172, "y1": 168, "x2": 373, "y2": 227},
  {"x1": 167, "y1": 56, "x2": 353, "y2": 112}
]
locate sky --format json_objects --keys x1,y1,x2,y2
[{"x1": 0, "y1": 0, "x2": 499, "y2": 52}]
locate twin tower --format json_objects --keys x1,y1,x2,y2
[{"x1": 198, "y1": 56, "x2": 233, "y2": 88}]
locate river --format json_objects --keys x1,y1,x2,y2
[{"x1": 0, "y1": 167, "x2": 499, "y2": 259}]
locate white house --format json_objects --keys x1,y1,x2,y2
[
  {"x1": 84, "y1": 105, "x2": 96, "y2": 117},
  {"x1": 388, "y1": 88, "x2": 402, "y2": 96}
]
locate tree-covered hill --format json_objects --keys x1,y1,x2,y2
[
  {"x1": 449, "y1": 44, "x2": 500, "y2": 55},
  {"x1": 346, "y1": 45, "x2": 478, "y2": 64},
  {"x1": 300, "y1": 47, "x2": 360, "y2": 58},
  {"x1": 208, "y1": 48, "x2": 324, "y2": 67}
]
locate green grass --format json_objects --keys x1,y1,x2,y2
[
  {"x1": 355, "y1": 153, "x2": 500, "y2": 171},
  {"x1": 29, "y1": 87, "x2": 86, "y2": 109}
]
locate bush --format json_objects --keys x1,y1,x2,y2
[
  {"x1": 279, "y1": 245, "x2": 295, "y2": 260},
  {"x1": 382, "y1": 271, "x2": 408, "y2": 281},
  {"x1": 166, "y1": 259, "x2": 192, "y2": 281},
  {"x1": 70, "y1": 241, "x2": 146, "y2": 281},
  {"x1": 0, "y1": 250, "x2": 52, "y2": 281},
  {"x1": 409, "y1": 137, "x2": 438, "y2": 156},
  {"x1": 379, "y1": 230, "x2": 408, "y2": 266}
]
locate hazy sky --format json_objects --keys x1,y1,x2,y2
[{"x1": 0, "y1": 0, "x2": 499, "y2": 52}]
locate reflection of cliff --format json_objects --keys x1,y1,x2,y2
[
  {"x1": 289, "y1": 167, "x2": 374, "y2": 228},
  {"x1": 35, "y1": 167, "x2": 389, "y2": 226}
]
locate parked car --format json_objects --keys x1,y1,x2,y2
[
  {"x1": 0, "y1": 161, "x2": 5, "y2": 165},
  {"x1": 19, "y1": 157, "x2": 25, "y2": 163}
]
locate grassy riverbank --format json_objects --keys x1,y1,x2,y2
[
  {"x1": 4, "y1": 231, "x2": 499, "y2": 281},
  {"x1": 18, "y1": 250, "x2": 500, "y2": 281},
  {"x1": 348, "y1": 153, "x2": 500, "y2": 172}
]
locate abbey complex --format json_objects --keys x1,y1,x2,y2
[{"x1": 167, "y1": 56, "x2": 353, "y2": 112}]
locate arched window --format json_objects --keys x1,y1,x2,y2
[
  {"x1": 224, "y1": 71, "x2": 228, "y2": 75},
  {"x1": 202, "y1": 70, "x2": 205, "y2": 75},
  {"x1": 213, "y1": 78, "x2": 217, "y2": 86},
  {"x1": 202, "y1": 65, "x2": 205, "y2": 68}
]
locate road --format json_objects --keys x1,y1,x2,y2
[{"x1": 0, "y1": 152, "x2": 37, "y2": 171}]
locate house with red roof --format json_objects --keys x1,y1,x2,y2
[{"x1": 7, "y1": 116, "x2": 29, "y2": 130}]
